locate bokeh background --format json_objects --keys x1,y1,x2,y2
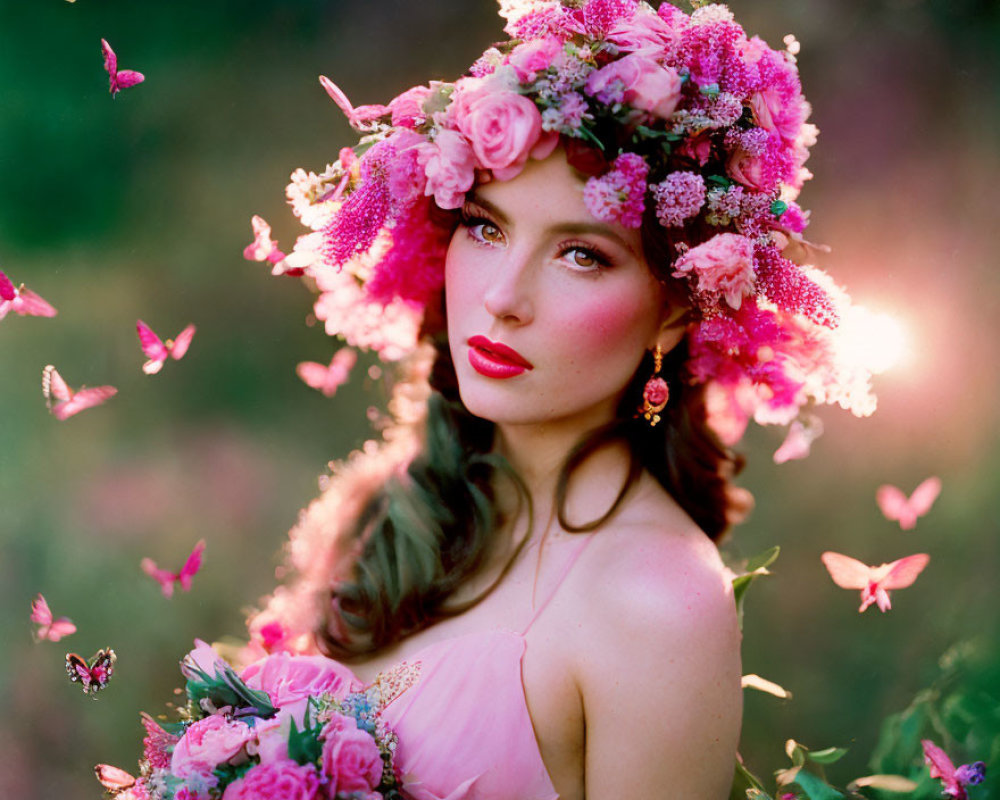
[{"x1": 1, "y1": 0, "x2": 997, "y2": 797}]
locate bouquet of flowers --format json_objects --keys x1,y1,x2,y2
[{"x1": 96, "y1": 640, "x2": 403, "y2": 800}]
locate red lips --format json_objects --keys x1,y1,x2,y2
[{"x1": 467, "y1": 335, "x2": 533, "y2": 378}]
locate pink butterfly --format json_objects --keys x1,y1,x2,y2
[
  {"x1": 821, "y1": 551, "x2": 930, "y2": 613},
  {"x1": 42, "y1": 365, "x2": 117, "y2": 420},
  {"x1": 773, "y1": 415, "x2": 824, "y2": 464},
  {"x1": 319, "y1": 75, "x2": 390, "y2": 131},
  {"x1": 101, "y1": 39, "x2": 144, "y2": 97},
  {"x1": 136, "y1": 319, "x2": 196, "y2": 374},
  {"x1": 141, "y1": 539, "x2": 205, "y2": 597},
  {"x1": 0, "y1": 269, "x2": 57, "y2": 319},
  {"x1": 66, "y1": 647, "x2": 116, "y2": 695},
  {"x1": 296, "y1": 348, "x2": 358, "y2": 397},
  {"x1": 30, "y1": 594, "x2": 77, "y2": 642},
  {"x1": 94, "y1": 764, "x2": 138, "y2": 798},
  {"x1": 876, "y1": 477, "x2": 941, "y2": 530},
  {"x1": 921, "y1": 740, "x2": 986, "y2": 800}
]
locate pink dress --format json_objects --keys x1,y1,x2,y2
[{"x1": 326, "y1": 535, "x2": 595, "y2": 800}]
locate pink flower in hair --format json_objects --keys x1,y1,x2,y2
[
  {"x1": 418, "y1": 129, "x2": 476, "y2": 210},
  {"x1": 389, "y1": 85, "x2": 431, "y2": 128},
  {"x1": 607, "y1": 6, "x2": 680, "y2": 56},
  {"x1": 585, "y1": 54, "x2": 682, "y2": 120},
  {"x1": 366, "y1": 196, "x2": 448, "y2": 306},
  {"x1": 455, "y1": 89, "x2": 545, "y2": 180},
  {"x1": 651, "y1": 171, "x2": 706, "y2": 227},
  {"x1": 583, "y1": 152, "x2": 649, "y2": 229},
  {"x1": 754, "y1": 243, "x2": 837, "y2": 326},
  {"x1": 507, "y1": 36, "x2": 564, "y2": 82},
  {"x1": 673, "y1": 232, "x2": 756, "y2": 310},
  {"x1": 582, "y1": 0, "x2": 639, "y2": 36}
]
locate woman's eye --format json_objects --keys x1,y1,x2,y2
[
  {"x1": 560, "y1": 246, "x2": 608, "y2": 272},
  {"x1": 462, "y1": 214, "x2": 504, "y2": 246}
]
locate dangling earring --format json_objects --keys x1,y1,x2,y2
[{"x1": 637, "y1": 344, "x2": 669, "y2": 427}]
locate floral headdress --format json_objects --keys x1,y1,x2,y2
[{"x1": 249, "y1": 0, "x2": 877, "y2": 444}]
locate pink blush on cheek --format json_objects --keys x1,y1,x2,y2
[{"x1": 563, "y1": 291, "x2": 657, "y2": 352}]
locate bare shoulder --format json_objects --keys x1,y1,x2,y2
[{"x1": 566, "y1": 482, "x2": 742, "y2": 798}]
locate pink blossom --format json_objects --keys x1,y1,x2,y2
[
  {"x1": 583, "y1": 152, "x2": 649, "y2": 229},
  {"x1": 506, "y1": 36, "x2": 563, "y2": 82},
  {"x1": 584, "y1": 54, "x2": 682, "y2": 119},
  {"x1": 247, "y1": 714, "x2": 290, "y2": 765},
  {"x1": 141, "y1": 712, "x2": 179, "y2": 770},
  {"x1": 607, "y1": 7, "x2": 679, "y2": 56},
  {"x1": 221, "y1": 760, "x2": 320, "y2": 800},
  {"x1": 726, "y1": 147, "x2": 770, "y2": 191},
  {"x1": 651, "y1": 171, "x2": 706, "y2": 227},
  {"x1": 418, "y1": 129, "x2": 476, "y2": 210},
  {"x1": 582, "y1": 0, "x2": 638, "y2": 36},
  {"x1": 673, "y1": 233, "x2": 756, "y2": 310},
  {"x1": 170, "y1": 716, "x2": 253, "y2": 779},
  {"x1": 320, "y1": 714, "x2": 384, "y2": 794},
  {"x1": 455, "y1": 90, "x2": 543, "y2": 180},
  {"x1": 389, "y1": 85, "x2": 431, "y2": 128},
  {"x1": 677, "y1": 131, "x2": 713, "y2": 165},
  {"x1": 240, "y1": 652, "x2": 352, "y2": 723}
]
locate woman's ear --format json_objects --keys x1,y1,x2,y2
[{"x1": 655, "y1": 303, "x2": 689, "y2": 353}]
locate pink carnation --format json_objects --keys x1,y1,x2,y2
[
  {"x1": 320, "y1": 714, "x2": 384, "y2": 794},
  {"x1": 673, "y1": 232, "x2": 756, "y2": 310},
  {"x1": 241, "y1": 652, "x2": 352, "y2": 724},
  {"x1": 455, "y1": 90, "x2": 544, "y2": 180},
  {"x1": 418, "y1": 129, "x2": 476, "y2": 210},
  {"x1": 583, "y1": 152, "x2": 649, "y2": 229},
  {"x1": 170, "y1": 716, "x2": 253, "y2": 780},
  {"x1": 584, "y1": 54, "x2": 682, "y2": 119},
  {"x1": 221, "y1": 760, "x2": 320, "y2": 800}
]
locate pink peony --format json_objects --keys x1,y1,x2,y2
[
  {"x1": 673, "y1": 233, "x2": 756, "y2": 310},
  {"x1": 506, "y1": 35, "x2": 563, "y2": 82},
  {"x1": 607, "y1": 7, "x2": 679, "y2": 55},
  {"x1": 726, "y1": 147, "x2": 770, "y2": 191},
  {"x1": 170, "y1": 716, "x2": 254, "y2": 779},
  {"x1": 417, "y1": 129, "x2": 476, "y2": 210},
  {"x1": 221, "y1": 760, "x2": 320, "y2": 800},
  {"x1": 240, "y1": 652, "x2": 352, "y2": 724},
  {"x1": 584, "y1": 54, "x2": 682, "y2": 119},
  {"x1": 320, "y1": 714, "x2": 384, "y2": 794},
  {"x1": 750, "y1": 87, "x2": 808, "y2": 143},
  {"x1": 455, "y1": 90, "x2": 544, "y2": 180},
  {"x1": 389, "y1": 85, "x2": 431, "y2": 128}
]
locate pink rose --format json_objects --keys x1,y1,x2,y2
[
  {"x1": 417, "y1": 129, "x2": 476, "y2": 210},
  {"x1": 455, "y1": 90, "x2": 543, "y2": 179},
  {"x1": 673, "y1": 233, "x2": 756, "y2": 310},
  {"x1": 246, "y1": 714, "x2": 290, "y2": 765},
  {"x1": 607, "y1": 9, "x2": 680, "y2": 56},
  {"x1": 643, "y1": 377, "x2": 669, "y2": 407},
  {"x1": 389, "y1": 85, "x2": 431, "y2": 128},
  {"x1": 170, "y1": 715, "x2": 254, "y2": 779},
  {"x1": 726, "y1": 148, "x2": 769, "y2": 191},
  {"x1": 585, "y1": 54, "x2": 682, "y2": 120},
  {"x1": 221, "y1": 760, "x2": 320, "y2": 800},
  {"x1": 241, "y1": 652, "x2": 351, "y2": 724},
  {"x1": 750, "y1": 88, "x2": 808, "y2": 144},
  {"x1": 320, "y1": 714, "x2": 384, "y2": 794},
  {"x1": 506, "y1": 36, "x2": 563, "y2": 82}
]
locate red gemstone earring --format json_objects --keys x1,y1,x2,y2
[{"x1": 638, "y1": 344, "x2": 669, "y2": 427}]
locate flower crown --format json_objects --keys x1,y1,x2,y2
[{"x1": 248, "y1": 0, "x2": 877, "y2": 446}]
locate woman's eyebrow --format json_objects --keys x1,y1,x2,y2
[{"x1": 468, "y1": 192, "x2": 638, "y2": 256}]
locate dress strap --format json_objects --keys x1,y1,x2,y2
[{"x1": 521, "y1": 533, "x2": 596, "y2": 635}]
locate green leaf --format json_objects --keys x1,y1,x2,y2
[
  {"x1": 808, "y1": 747, "x2": 849, "y2": 765},
  {"x1": 791, "y1": 770, "x2": 847, "y2": 800},
  {"x1": 746, "y1": 546, "x2": 781, "y2": 573},
  {"x1": 731, "y1": 547, "x2": 780, "y2": 629},
  {"x1": 771, "y1": 200, "x2": 789, "y2": 217},
  {"x1": 288, "y1": 716, "x2": 324, "y2": 767},
  {"x1": 706, "y1": 174, "x2": 734, "y2": 189},
  {"x1": 730, "y1": 758, "x2": 771, "y2": 800}
]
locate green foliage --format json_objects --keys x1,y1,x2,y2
[
  {"x1": 790, "y1": 770, "x2": 847, "y2": 800},
  {"x1": 288, "y1": 715, "x2": 324, "y2": 767},
  {"x1": 212, "y1": 759, "x2": 256, "y2": 788},
  {"x1": 183, "y1": 661, "x2": 277, "y2": 720},
  {"x1": 732, "y1": 546, "x2": 780, "y2": 630}
]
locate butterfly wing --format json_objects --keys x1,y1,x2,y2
[
  {"x1": 100, "y1": 38, "x2": 117, "y2": 78},
  {"x1": 881, "y1": 553, "x2": 930, "y2": 590},
  {"x1": 168, "y1": 324, "x2": 196, "y2": 361},
  {"x1": 909, "y1": 476, "x2": 942, "y2": 517},
  {"x1": 53, "y1": 385, "x2": 116, "y2": 420},
  {"x1": 141, "y1": 557, "x2": 177, "y2": 598},
  {"x1": 86, "y1": 649, "x2": 116, "y2": 694},
  {"x1": 820, "y1": 551, "x2": 872, "y2": 590},
  {"x1": 46, "y1": 618, "x2": 78, "y2": 641},
  {"x1": 30, "y1": 593, "x2": 53, "y2": 626},
  {"x1": 115, "y1": 69, "x2": 145, "y2": 90},
  {"x1": 177, "y1": 539, "x2": 205, "y2": 591},
  {"x1": 43, "y1": 365, "x2": 72, "y2": 405},
  {"x1": 136, "y1": 319, "x2": 168, "y2": 374},
  {"x1": 0, "y1": 269, "x2": 16, "y2": 301},
  {"x1": 66, "y1": 652, "x2": 93, "y2": 690},
  {"x1": 94, "y1": 764, "x2": 136, "y2": 793},
  {"x1": 922, "y1": 740, "x2": 958, "y2": 782},
  {"x1": 13, "y1": 287, "x2": 58, "y2": 317},
  {"x1": 296, "y1": 361, "x2": 330, "y2": 392},
  {"x1": 773, "y1": 416, "x2": 823, "y2": 465}
]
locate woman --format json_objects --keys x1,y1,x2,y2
[{"x1": 244, "y1": 2, "x2": 876, "y2": 797}]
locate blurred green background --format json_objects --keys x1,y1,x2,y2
[{"x1": 1, "y1": 0, "x2": 997, "y2": 797}]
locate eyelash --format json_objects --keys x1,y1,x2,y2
[{"x1": 459, "y1": 209, "x2": 613, "y2": 272}]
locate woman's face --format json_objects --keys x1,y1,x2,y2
[{"x1": 445, "y1": 148, "x2": 668, "y2": 432}]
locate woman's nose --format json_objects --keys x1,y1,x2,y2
[{"x1": 482, "y1": 246, "x2": 534, "y2": 325}]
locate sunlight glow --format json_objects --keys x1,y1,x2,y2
[{"x1": 840, "y1": 306, "x2": 910, "y2": 375}]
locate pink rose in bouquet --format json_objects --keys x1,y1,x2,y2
[
  {"x1": 221, "y1": 759, "x2": 321, "y2": 800},
  {"x1": 170, "y1": 715, "x2": 254, "y2": 779},
  {"x1": 241, "y1": 652, "x2": 352, "y2": 723},
  {"x1": 321, "y1": 714, "x2": 385, "y2": 794}
]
